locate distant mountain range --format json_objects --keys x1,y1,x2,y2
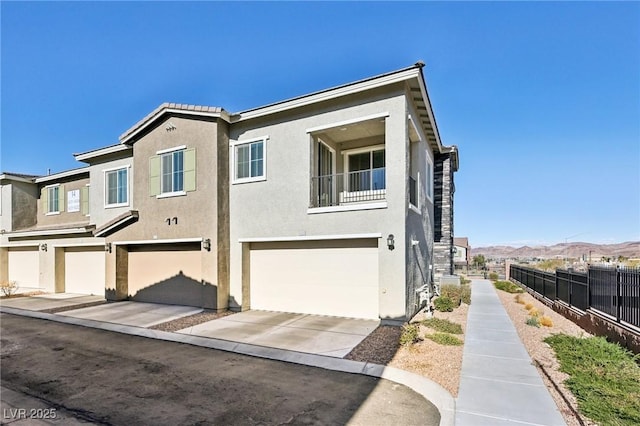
[{"x1": 472, "y1": 241, "x2": 640, "y2": 260}]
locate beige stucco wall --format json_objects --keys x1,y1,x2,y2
[
  {"x1": 104, "y1": 115, "x2": 228, "y2": 310},
  {"x1": 37, "y1": 176, "x2": 91, "y2": 227},
  {"x1": 0, "y1": 183, "x2": 12, "y2": 234},
  {"x1": 229, "y1": 85, "x2": 415, "y2": 321}
]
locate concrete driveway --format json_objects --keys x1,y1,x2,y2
[
  {"x1": 0, "y1": 293, "x2": 105, "y2": 311},
  {"x1": 59, "y1": 301, "x2": 202, "y2": 328},
  {"x1": 178, "y1": 310, "x2": 379, "y2": 357}
]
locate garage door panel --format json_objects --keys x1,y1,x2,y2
[
  {"x1": 65, "y1": 248, "x2": 105, "y2": 295},
  {"x1": 128, "y1": 245, "x2": 204, "y2": 306},
  {"x1": 8, "y1": 248, "x2": 40, "y2": 289},
  {"x1": 250, "y1": 243, "x2": 379, "y2": 319}
]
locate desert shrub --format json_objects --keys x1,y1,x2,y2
[
  {"x1": 540, "y1": 316, "x2": 553, "y2": 327},
  {"x1": 426, "y1": 332, "x2": 463, "y2": 346},
  {"x1": 433, "y1": 296, "x2": 454, "y2": 312},
  {"x1": 529, "y1": 307, "x2": 541, "y2": 318},
  {"x1": 460, "y1": 276, "x2": 471, "y2": 285},
  {"x1": 489, "y1": 272, "x2": 499, "y2": 281},
  {"x1": 422, "y1": 318, "x2": 463, "y2": 334},
  {"x1": 494, "y1": 280, "x2": 523, "y2": 293},
  {"x1": 0, "y1": 280, "x2": 18, "y2": 297},
  {"x1": 440, "y1": 284, "x2": 462, "y2": 307},
  {"x1": 524, "y1": 303, "x2": 534, "y2": 311},
  {"x1": 514, "y1": 294, "x2": 523, "y2": 304},
  {"x1": 526, "y1": 316, "x2": 540, "y2": 327},
  {"x1": 460, "y1": 284, "x2": 471, "y2": 305},
  {"x1": 399, "y1": 324, "x2": 420, "y2": 346}
]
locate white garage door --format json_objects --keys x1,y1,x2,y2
[
  {"x1": 128, "y1": 243, "x2": 203, "y2": 306},
  {"x1": 250, "y1": 239, "x2": 379, "y2": 319},
  {"x1": 8, "y1": 247, "x2": 40, "y2": 289},
  {"x1": 65, "y1": 248, "x2": 106, "y2": 295}
]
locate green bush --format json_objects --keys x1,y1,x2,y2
[
  {"x1": 489, "y1": 272, "x2": 499, "y2": 281},
  {"x1": 525, "y1": 316, "x2": 540, "y2": 327},
  {"x1": 425, "y1": 332, "x2": 463, "y2": 346},
  {"x1": 460, "y1": 276, "x2": 471, "y2": 285},
  {"x1": 422, "y1": 318, "x2": 463, "y2": 334},
  {"x1": 434, "y1": 296, "x2": 455, "y2": 312},
  {"x1": 399, "y1": 324, "x2": 420, "y2": 346},
  {"x1": 545, "y1": 335, "x2": 640, "y2": 425},
  {"x1": 440, "y1": 284, "x2": 462, "y2": 307},
  {"x1": 494, "y1": 280, "x2": 524, "y2": 294}
]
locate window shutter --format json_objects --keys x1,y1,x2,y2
[
  {"x1": 149, "y1": 156, "x2": 161, "y2": 196},
  {"x1": 41, "y1": 187, "x2": 48, "y2": 214},
  {"x1": 58, "y1": 185, "x2": 65, "y2": 212},
  {"x1": 81, "y1": 186, "x2": 90, "y2": 215},
  {"x1": 184, "y1": 148, "x2": 196, "y2": 192}
]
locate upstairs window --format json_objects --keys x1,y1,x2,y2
[
  {"x1": 149, "y1": 146, "x2": 196, "y2": 197},
  {"x1": 42, "y1": 184, "x2": 64, "y2": 215},
  {"x1": 162, "y1": 150, "x2": 184, "y2": 193},
  {"x1": 105, "y1": 167, "x2": 129, "y2": 207},
  {"x1": 233, "y1": 137, "x2": 267, "y2": 183}
]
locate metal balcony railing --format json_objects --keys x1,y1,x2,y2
[{"x1": 311, "y1": 168, "x2": 386, "y2": 207}]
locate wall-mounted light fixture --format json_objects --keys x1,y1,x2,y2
[
  {"x1": 105, "y1": 242, "x2": 112, "y2": 253},
  {"x1": 40, "y1": 243, "x2": 47, "y2": 252},
  {"x1": 203, "y1": 238, "x2": 211, "y2": 252},
  {"x1": 387, "y1": 234, "x2": 395, "y2": 251}
]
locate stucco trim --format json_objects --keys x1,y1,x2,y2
[
  {"x1": 74, "y1": 144, "x2": 132, "y2": 162},
  {"x1": 238, "y1": 233, "x2": 382, "y2": 243},
  {"x1": 6, "y1": 227, "x2": 92, "y2": 238},
  {"x1": 305, "y1": 112, "x2": 390, "y2": 134},
  {"x1": 51, "y1": 242, "x2": 105, "y2": 248},
  {"x1": 34, "y1": 167, "x2": 89, "y2": 183},
  {"x1": 307, "y1": 202, "x2": 388, "y2": 214},
  {"x1": 0, "y1": 242, "x2": 40, "y2": 248},
  {"x1": 113, "y1": 237, "x2": 204, "y2": 246}
]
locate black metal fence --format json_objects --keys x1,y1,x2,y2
[{"x1": 510, "y1": 264, "x2": 640, "y2": 329}]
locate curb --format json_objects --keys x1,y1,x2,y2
[{"x1": 1, "y1": 305, "x2": 455, "y2": 425}]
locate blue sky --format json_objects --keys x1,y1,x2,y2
[{"x1": 1, "y1": 1, "x2": 638, "y2": 247}]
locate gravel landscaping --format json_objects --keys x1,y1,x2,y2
[{"x1": 149, "y1": 310, "x2": 234, "y2": 332}]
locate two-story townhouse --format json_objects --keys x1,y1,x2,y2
[
  {"x1": 0, "y1": 168, "x2": 104, "y2": 294},
  {"x1": 84, "y1": 105, "x2": 231, "y2": 310},
  {"x1": 2, "y1": 63, "x2": 458, "y2": 323},
  {"x1": 227, "y1": 63, "x2": 458, "y2": 323}
]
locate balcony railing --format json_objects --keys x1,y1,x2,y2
[{"x1": 311, "y1": 168, "x2": 386, "y2": 207}]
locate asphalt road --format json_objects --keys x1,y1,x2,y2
[{"x1": 0, "y1": 313, "x2": 440, "y2": 425}]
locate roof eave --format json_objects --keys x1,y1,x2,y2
[
  {"x1": 34, "y1": 167, "x2": 90, "y2": 184},
  {"x1": 73, "y1": 144, "x2": 132, "y2": 163},
  {"x1": 119, "y1": 104, "x2": 230, "y2": 145},
  {"x1": 232, "y1": 65, "x2": 424, "y2": 123}
]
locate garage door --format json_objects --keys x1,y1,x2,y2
[
  {"x1": 250, "y1": 239, "x2": 379, "y2": 319},
  {"x1": 128, "y1": 243, "x2": 203, "y2": 306},
  {"x1": 8, "y1": 247, "x2": 40, "y2": 289},
  {"x1": 64, "y1": 247, "x2": 106, "y2": 295}
]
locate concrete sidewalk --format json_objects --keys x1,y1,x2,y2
[{"x1": 456, "y1": 280, "x2": 566, "y2": 426}]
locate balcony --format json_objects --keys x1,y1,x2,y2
[{"x1": 311, "y1": 168, "x2": 386, "y2": 208}]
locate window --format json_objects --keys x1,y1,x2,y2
[
  {"x1": 161, "y1": 150, "x2": 184, "y2": 193},
  {"x1": 42, "y1": 184, "x2": 64, "y2": 215},
  {"x1": 48, "y1": 186, "x2": 60, "y2": 213},
  {"x1": 149, "y1": 147, "x2": 196, "y2": 197},
  {"x1": 105, "y1": 167, "x2": 128, "y2": 207},
  {"x1": 345, "y1": 147, "x2": 385, "y2": 192},
  {"x1": 233, "y1": 137, "x2": 267, "y2": 183}
]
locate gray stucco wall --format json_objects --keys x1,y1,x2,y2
[
  {"x1": 87, "y1": 155, "x2": 134, "y2": 229},
  {"x1": 11, "y1": 181, "x2": 38, "y2": 230},
  {"x1": 229, "y1": 85, "x2": 415, "y2": 321}
]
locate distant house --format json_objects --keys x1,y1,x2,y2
[
  {"x1": 454, "y1": 237, "x2": 471, "y2": 273},
  {"x1": 0, "y1": 63, "x2": 459, "y2": 324}
]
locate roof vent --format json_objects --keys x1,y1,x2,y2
[{"x1": 415, "y1": 60, "x2": 426, "y2": 68}]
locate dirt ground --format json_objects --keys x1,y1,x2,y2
[{"x1": 0, "y1": 313, "x2": 440, "y2": 426}]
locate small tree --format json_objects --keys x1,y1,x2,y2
[{"x1": 473, "y1": 254, "x2": 486, "y2": 270}]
